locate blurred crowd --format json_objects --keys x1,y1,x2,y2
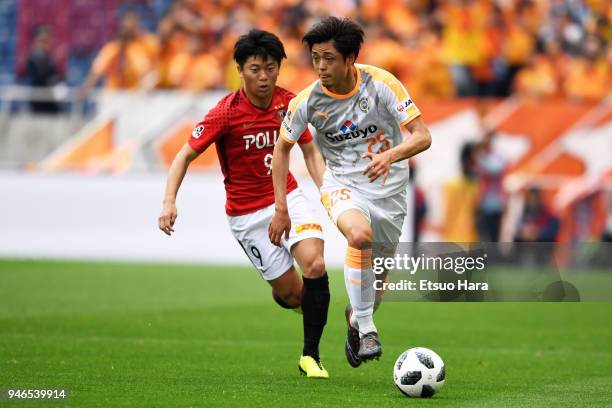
[
  {"x1": 437, "y1": 130, "x2": 612, "y2": 246},
  {"x1": 54, "y1": 0, "x2": 609, "y2": 101}
]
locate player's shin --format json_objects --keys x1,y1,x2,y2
[
  {"x1": 301, "y1": 273, "x2": 330, "y2": 360},
  {"x1": 344, "y1": 246, "x2": 377, "y2": 336}
]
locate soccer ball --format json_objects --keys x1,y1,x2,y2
[{"x1": 393, "y1": 347, "x2": 445, "y2": 398}]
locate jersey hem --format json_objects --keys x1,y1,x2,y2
[{"x1": 225, "y1": 183, "x2": 298, "y2": 216}]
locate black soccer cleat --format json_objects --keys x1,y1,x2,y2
[
  {"x1": 344, "y1": 305, "x2": 361, "y2": 368},
  {"x1": 358, "y1": 331, "x2": 382, "y2": 361}
]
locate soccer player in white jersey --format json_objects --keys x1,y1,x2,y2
[{"x1": 269, "y1": 17, "x2": 432, "y2": 366}]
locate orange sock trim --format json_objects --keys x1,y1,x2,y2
[{"x1": 345, "y1": 246, "x2": 372, "y2": 270}]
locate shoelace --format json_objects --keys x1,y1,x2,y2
[{"x1": 362, "y1": 334, "x2": 380, "y2": 348}]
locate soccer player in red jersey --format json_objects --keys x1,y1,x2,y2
[{"x1": 158, "y1": 30, "x2": 330, "y2": 378}]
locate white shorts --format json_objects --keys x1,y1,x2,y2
[
  {"x1": 227, "y1": 188, "x2": 324, "y2": 281},
  {"x1": 320, "y1": 173, "x2": 407, "y2": 246}
]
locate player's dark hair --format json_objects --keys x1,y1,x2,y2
[
  {"x1": 302, "y1": 17, "x2": 365, "y2": 61},
  {"x1": 234, "y1": 29, "x2": 287, "y2": 68}
]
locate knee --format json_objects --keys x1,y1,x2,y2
[
  {"x1": 346, "y1": 226, "x2": 372, "y2": 249},
  {"x1": 301, "y1": 255, "x2": 326, "y2": 279}
]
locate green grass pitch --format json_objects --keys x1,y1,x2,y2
[{"x1": 1, "y1": 259, "x2": 611, "y2": 407}]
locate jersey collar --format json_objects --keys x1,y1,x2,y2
[
  {"x1": 320, "y1": 66, "x2": 361, "y2": 100},
  {"x1": 240, "y1": 87, "x2": 275, "y2": 111}
]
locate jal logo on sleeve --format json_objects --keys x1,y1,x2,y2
[{"x1": 396, "y1": 99, "x2": 413, "y2": 113}]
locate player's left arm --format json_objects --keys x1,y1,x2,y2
[
  {"x1": 269, "y1": 137, "x2": 295, "y2": 246},
  {"x1": 269, "y1": 94, "x2": 309, "y2": 246},
  {"x1": 362, "y1": 116, "x2": 431, "y2": 184}
]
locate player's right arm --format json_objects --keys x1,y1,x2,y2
[
  {"x1": 268, "y1": 95, "x2": 309, "y2": 246},
  {"x1": 159, "y1": 143, "x2": 200, "y2": 236},
  {"x1": 159, "y1": 101, "x2": 227, "y2": 236},
  {"x1": 299, "y1": 141, "x2": 325, "y2": 189}
]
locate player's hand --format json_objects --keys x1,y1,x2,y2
[
  {"x1": 158, "y1": 202, "x2": 177, "y2": 236},
  {"x1": 362, "y1": 150, "x2": 393, "y2": 185},
  {"x1": 268, "y1": 210, "x2": 291, "y2": 247}
]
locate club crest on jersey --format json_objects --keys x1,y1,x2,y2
[
  {"x1": 192, "y1": 125, "x2": 204, "y2": 139},
  {"x1": 358, "y1": 96, "x2": 371, "y2": 113},
  {"x1": 277, "y1": 109, "x2": 286, "y2": 119},
  {"x1": 340, "y1": 120, "x2": 357, "y2": 133}
]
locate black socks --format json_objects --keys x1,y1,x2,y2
[{"x1": 301, "y1": 273, "x2": 330, "y2": 361}]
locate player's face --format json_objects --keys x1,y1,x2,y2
[
  {"x1": 238, "y1": 56, "x2": 279, "y2": 101},
  {"x1": 310, "y1": 42, "x2": 353, "y2": 89}
]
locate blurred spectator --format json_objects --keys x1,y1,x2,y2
[
  {"x1": 80, "y1": 11, "x2": 159, "y2": 93},
  {"x1": 514, "y1": 187, "x2": 560, "y2": 242},
  {"x1": 500, "y1": 5, "x2": 536, "y2": 96},
  {"x1": 556, "y1": 181, "x2": 608, "y2": 243},
  {"x1": 397, "y1": 25, "x2": 454, "y2": 100},
  {"x1": 275, "y1": 31, "x2": 318, "y2": 92},
  {"x1": 171, "y1": 0, "x2": 205, "y2": 36},
  {"x1": 440, "y1": 0, "x2": 488, "y2": 97},
  {"x1": 601, "y1": 190, "x2": 612, "y2": 268},
  {"x1": 473, "y1": 3, "x2": 505, "y2": 97},
  {"x1": 441, "y1": 142, "x2": 480, "y2": 242},
  {"x1": 543, "y1": 39, "x2": 571, "y2": 96},
  {"x1": 604, "y1": 190, "x2": 612, "y2": 243},
  {"x1": 563, "y1": 34, "x2": 610, "y2": 102},
  {"x1": 156, "y1": 8, "x2": 185, "y2": 89},
  {"x1": 22, "y1": 25, "x2": 61, "y2": 113},
  {"x1": 409, "y1": 161, "x2": 427, "y2": 243},
  {"x1": 514, "y1": 52, "x2": 557, "y2": 100},
  {"x1": 475, "y1": 130, "x2": 506, "y2": 241},
  {"x1": 166, "y1": 35, "x2": 222, "y2": 91}
]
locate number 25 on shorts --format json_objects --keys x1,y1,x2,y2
[{"x1": 321, "y1": 188, "x2": 351, "y2": 219}]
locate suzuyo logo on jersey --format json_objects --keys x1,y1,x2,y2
[{"x1": 324, "y1": 120, "x2": 380, "y2": 143}]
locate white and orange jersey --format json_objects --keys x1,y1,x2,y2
[{"x1": 280, "y1": 64, "x2": 421, "y2": 199}]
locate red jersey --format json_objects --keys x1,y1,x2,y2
[{"x1": 188, "y1": 86, "x2": 312, "y2": 216}]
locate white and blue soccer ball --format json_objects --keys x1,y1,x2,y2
[{"x1": 393, "y1": 347, "x2": 445, "y2": 398}]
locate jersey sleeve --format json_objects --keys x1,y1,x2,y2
[
  {"x1": 280, "y1": 89, "x2": 311, "y2": 145},
  {"x1": 280, "y1": 96, "x2": 308, "y2": 144},
  {"x1": 188, "y1": 102, "x2": 228, "y2": 153},
  {"x1": 375, "y1": 71, "x2": 421, "y2": 127}
]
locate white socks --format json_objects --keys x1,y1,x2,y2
[{"x1": 345, "y1": 246, "x2": 377, "y2": 337}]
